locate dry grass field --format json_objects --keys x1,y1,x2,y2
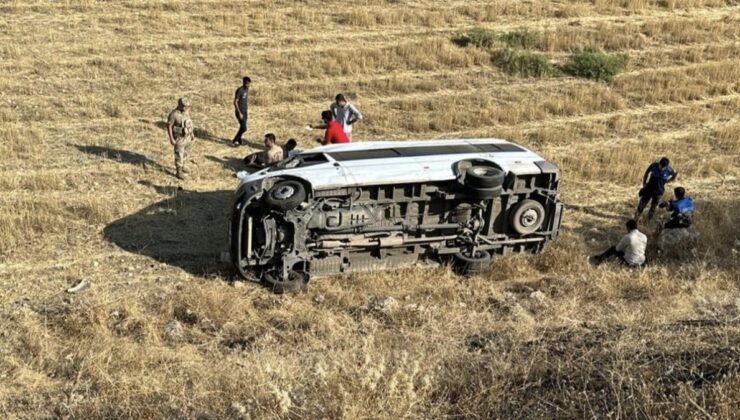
[{"x1": 1, "y1": 0, "x2": 739, "y2": 418}]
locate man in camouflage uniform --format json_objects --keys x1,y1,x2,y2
[{"x1": 167, "y1": 97, "x2": 194, "y2": 180}]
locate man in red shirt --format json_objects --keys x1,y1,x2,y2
[{"x1": 310, "y1": 110, "x2": 349, "y2": 145}]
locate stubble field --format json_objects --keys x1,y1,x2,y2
[{"x1": 1, "y1": 0, "x2": 739, "y2": 418}]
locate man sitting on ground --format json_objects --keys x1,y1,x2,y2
[
  {"x1": 309, "y1": 110, "x2": 349, "y2": 145},
  {"x1": 660, "y1": 186, "x2": 694, "y2": 229},
  {"x1": 591, "y1": 219, "x2": 647, "y2": 267},
  {"x1": 244, "y1": 133, "x2": 283, "y2": 168}
]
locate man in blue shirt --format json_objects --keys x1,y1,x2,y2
[
  {"x1": 660, "y1": 186, "x2": 694, "y2": 229},
  {"x1": 634, "y1": 157, "x2": 677, "y2": 222}
]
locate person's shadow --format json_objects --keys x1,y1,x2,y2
[
  {"x1": 104, "y1": 185, "x2": 233, "y2": 275},
  {"x1": 75, "y1": 144, "x2": 169, "y2": 173},
  {"x1": 138, "y1": 118, "x2": 263, "y2": 148}
]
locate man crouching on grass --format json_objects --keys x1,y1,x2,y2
[
  {"x1": 591, "y1": 219, "x2": 647, "y2": 267},
  {"x1": 309, "y1": 110, "x2": 349, "y2": 145}
]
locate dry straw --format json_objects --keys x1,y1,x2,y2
[{"x1": 1, "y1": 0, "x2": 738, "y2": 418}]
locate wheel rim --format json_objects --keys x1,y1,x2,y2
[
  {"x1": 472, "y1": 167, "x2": 491, "y2": 176},
  {"x1": 272, "y1": 185, "x2": 295, "y2": 200},
  {"x1": 520, "y1": 208, "x2": 540, "y2": 227}
]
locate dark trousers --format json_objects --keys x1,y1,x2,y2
[
  {"x1": 664, "y1": 217, "x2": 691, "y2": 229},
  {"x1": 233, "y1": 111, "x2": 248, "y2": 143},
  {"x1": 595, "y1": 246, "x2": 628, "y2": 265},
  {"x1": 635, "y1": 191, "x2": 662, "y2": 221}
]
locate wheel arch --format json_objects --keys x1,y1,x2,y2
[
  {"x1": 452, "y1": 158, "x2": 505, "y2": 179},
  {"x1": 264, "y1": 174, "x2": 314, "y2": 197}
]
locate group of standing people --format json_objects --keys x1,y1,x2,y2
[
  {"x1": 164, "y1": 80, "x2": 696, "y2": 269},
  {"x1": 310, "y1": 93, "x2": 364, "y2": 144},
  {"x1": 592, "y1": 156, "x2": 695, "y2": 267},
  {"x1": 165, "y1": 76, "x2": 364, "y2": 179},
  {"x1": 230, "y1": 76, "x2": 364, "y2": 148}
]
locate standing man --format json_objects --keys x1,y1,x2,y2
[
  {"x1": 232, "y1": 76, "x2": 251, "y2": 146},
  {"x1": 330, "y1": 93, "x2": 363, "y2": 140},
  {"x1": 167, "y1": 97, "x2": 194, "y2": 180},
  {"x1": 591, "y1": 219, "x2": 647, "y2": 267},
  {"x1": 310, "y1": 110, "x2": 349, "y2": 145},
  {"x1": 634, "y1": 157, "x2": 677, "y2": 222}
]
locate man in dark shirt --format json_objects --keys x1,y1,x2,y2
[
  {"x1": 310, "y1": 110, "x2": 349, "y2": 145},
  {"x1": 232, "y1": 76, "x2": 250, "y2": 146},
  {"x1": 634, "y1": 157, "x2": 677, "y2": 222}
]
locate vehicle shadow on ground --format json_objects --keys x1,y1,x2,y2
[
  {"x1": 75, "y1": 144, "x2": 170, "y2": 173},
  {"x1": 103, "y1": 187, "x2": 233, "y2": 276}
]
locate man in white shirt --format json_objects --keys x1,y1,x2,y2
[
  {"x1": 592, "y1": 219, "x2": 647, "y2": 267},
  {"x1": 329, "y1": 93, "x2": 363, "y2": 140}
]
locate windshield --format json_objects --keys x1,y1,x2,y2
[{"x1": 268, "y1": 153, "x2": 329, "y2": 172}]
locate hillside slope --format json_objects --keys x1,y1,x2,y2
[{"x1": 1, "y1": 1, "x2": 738, "y2": 418}]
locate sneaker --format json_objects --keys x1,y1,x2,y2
[
  {"x1": 181, "y1": 167, "x2": 190, "y2": 174},
  {"x1": 232, "y1": 139, "x2": 242, "y2": 147},
  {"x1": 176, "y1": 170, "x2": 187, "y2": 180}
]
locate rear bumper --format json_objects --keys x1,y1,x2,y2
[{"x1": 548, "y1": 201, "x2": 565, "y2": 240}]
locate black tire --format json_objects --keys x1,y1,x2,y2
[
  {"x1": 264, "y1": 180, "x2": 306, "y2": 210},
  {"x1": 465, "y1": 166, "x2": 505, "y2": 189},
  {"x1": 466, "y1": 185, "x2": 502, "y2": 200},
  {"x1": 509, "y1": 199, "x2": 546, "y2": 235},
  {"x1": 264, "y1": 270, "x2": 308, "y2": 294},
  {"x1": 453, "y1": 250, "x2": 492, "y2": 276}
]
